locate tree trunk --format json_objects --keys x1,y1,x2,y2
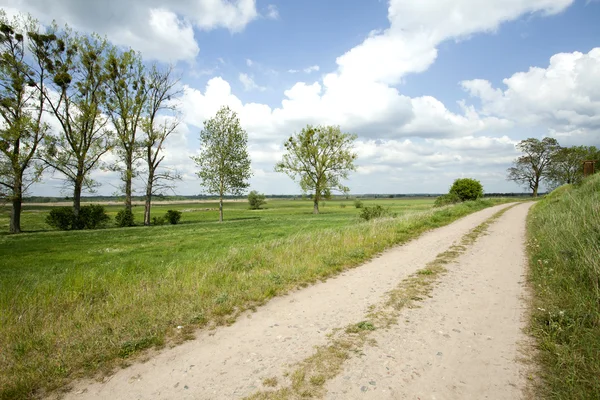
[
  {"x1": 532, "y1": 183, "x2": 539, "y2": 198},
  {"x1": 125, "y1": 161, "x2": 133, "y2": 212},
  {"x1": 73, "y1": 176, "x2": 83, "y2": 217},
  {"x1": 10, "y1": 189, "x2": 22, "y2": 234},
  {"x1": 313, "y1": 196, "x2": 319, "y2": 214},
  {"x1": 219, "y1": 195, "x2": 224, "y2": 223},
  {"x1": 144, "y1": 171, "x2": 153, "y2": 226}
]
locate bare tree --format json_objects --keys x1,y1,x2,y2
[{"x1": 141, "y1": 64, "x2": 181, "y2": 226}]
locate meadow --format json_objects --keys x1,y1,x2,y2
[
  {"x1": 527, "y1": 174, "x2": 600, "y2": 399},
  {"x1": 1, "y1": 197, "x2": 511, "y2": 399}
]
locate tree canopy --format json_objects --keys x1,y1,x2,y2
[{"x1": 276, "y1": 125, "x2": 357, "y2": 214}]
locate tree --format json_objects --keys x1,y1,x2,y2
[
  {"x1": 191, "y1": 106, "x2": 251, "y2": 222},
  {"x1": 141, "y1": 64, "x2": 181, "y2": 226},
  {"x1": 32, "y1": 29, "x2": 114, "y2": 218},
  {"x1": 104, "y1": 48, "x2": 147, "y2": 212},
  {"x1": 545, "y1": 146, "x2": 594, "y2": 188},
  {"x1": 507, "y1": 137, "x2": 560, "y2": 197},
  {"x1": 276, "y1": 125, "x2": 357, "y2": 214},
  {"x1": 0, "y1": 13, "x2": 48, "y2": 233},
  {"x1": 248, "y1": 190, "x2": 266, "y2": 210},
  {"x1": 449, "y1": 178, "x2": 483, "y2": 201}
]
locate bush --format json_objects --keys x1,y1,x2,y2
[
  {"x1": 165, "y1": 210, "x2": 182, "y2": 225},
  {"x1": 78, "y1": 204, "x2": 110, "y2": 229},
  {"x1": 248, "y1": 190, "x2": 266, "y2": 210},
  {"x1": 152, "y1": 216, "x2": 166, "y2": 226},
  {"x1": 434, "y1": 192, "x2": 462, "y2": 208},
  {"x1": 46, "y1": 207, "x2": 76, "y2": 230},
  {"x1": 354, "y1": 199, "x2": 363, "y2": 208},
  {"x1": 359, "y1": 205, "x2": 393, "y2": 221},
  {"x1": 115, "y1": 209, "x2": 135, "y2": 227},
  {"x1": 449, "y1": 178, "x2": 484, "y2": 201}
]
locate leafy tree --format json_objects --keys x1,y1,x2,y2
[
  {"x1": 32, "y1": 29, "x2": 113, "y2": 217},
  {"x1": 546, "y1": 145, "x2": 599, "y2": 188},
  {"x1": 191, "y1": 106, "x2": 252, "y2": 222},
  {"x1": 141, "y1": 64, "x2": 181, "y2": 226},
  {"x1": 449, "y1": 178, "x2": 483, "y2": 201},
  {"x1": 507, "y1": 137, "x2": 560, "y2": 197},
  {"x1": 276, "y1": 125, "x2": 357, "y2": 214},
  {"x1": 104, "y1": 48, "x2": 147, "y2": 212},
  {"x1": 0, "y1": 13, "x2": 48, "y2": 233},
  {"x1": 248, "y1": 190, "x2": 266, "y2": 210}
]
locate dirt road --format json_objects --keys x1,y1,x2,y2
[{"x1": 63, "y1": 202, "x2": 533, "y2": 400}]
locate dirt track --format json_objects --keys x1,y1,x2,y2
[{"x1": 63, "y1": 202, "x2": 533, "y2": 400}]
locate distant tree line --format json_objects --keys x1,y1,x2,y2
[{"x1": 507, "y1": 137, "x2": 599, "y2": 197}]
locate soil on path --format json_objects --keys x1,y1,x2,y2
[{"x1": 62, "y1": 203, "x2": 532, "y2": 400}]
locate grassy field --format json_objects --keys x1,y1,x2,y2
[
  {"x1": 1, "y1": 197, "x2": 513, "y2": 399},
  {"x1": 527, "y1": 174, "x2": 600, "y2": 399}
]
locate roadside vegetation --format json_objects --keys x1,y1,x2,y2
[
  {"x1": 527, "y1": 174, "x2": 600, "y2": 399},
  {"x1": 0, "y1": 197, "x2": 514, "y2": 399}
]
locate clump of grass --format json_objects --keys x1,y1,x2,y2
[
  {"x1": 527, "y1": 175, "x2": 600, "y2": 399},
  {"x1": 0, "y1": 198, "x2": 515, "y2": 399}
]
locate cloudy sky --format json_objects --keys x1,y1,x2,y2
[{"x1": 2, "y1": 0, "x2": 600, "y2": 196}]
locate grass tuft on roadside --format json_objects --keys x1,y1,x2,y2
[
  {"x1": 527, "y1": 174, "x2": 600, "y2": 399},
  {"x1": 0, "y1": 198, "x2": 514, "y2": 399}
]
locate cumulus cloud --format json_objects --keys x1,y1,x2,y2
[
  {"x1": 0, "y1": 0, "x2": 260, "y2": 62},
  {"x1": 461, "y1": 48, "x2": 600, "y2": 145}
]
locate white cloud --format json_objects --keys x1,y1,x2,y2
[
  {"x1": 265, "y1": 4, "x2": 279, "y2": 20},
  {"x1": 461, "y1": 48, "x2": 600, "y2": 145},
  {"x1": 239, "y1": 73, "x2": 267, "y2": 92},
  {"x1": 1, "y1": 0, "x2": 260, "y2": 62},
  {"x1": 304, "y1": 65, "x2": 320, "y2": 73},
  {"x1": 246, "y1": 59, "x2": 254, "y2": 67}
]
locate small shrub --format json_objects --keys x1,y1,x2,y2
[
  {"x1": 449, "y1": 178, "x2": 484, "y2": 201},
  {"x1": 78, "y1": 204, "x2": 110, "y2": 229},
  {"x1": 434, "y1": 192, "x2": 462, "y2": 208},
  {"x1": 354, "y1": 199, "x2": 363, "y2": 208},
  {"x1": 340, "y1": 203, "x2": 347, "y2": 208},
  {"x1": 248, "y1": 190, "x2": 267, "y2": 210},
  {"x1": 359, "y1": 205, "x2": 393, "y2": 221},
  {"x1": 115, "y1": 209, "x2": 135, "y2": 227},
  {"x1": 152, "y1": 216, "x2": 166, "y2": 226},
  {"x1": 165, "y1": 210, "x2": 182, "y2": 225},
  {"x1": 46, "y1": 207, "x2": 76, "y2": 230}
]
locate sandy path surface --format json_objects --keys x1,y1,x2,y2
[
  {"x1": 326, "y1": 202, "x2": 533, "y2": 399},
  {"x1": 63, "y1": 203, "x2": 529, "y2": 400}
]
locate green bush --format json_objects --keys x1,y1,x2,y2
[
  {"x1": 354, "y1": 199, "x2": 363, "y2": 208},
  {"x1": 46, "y1": 207, "x2": 76, "y2": 230},
  {"x1": 152, "y1": 216, "x2": 166, "y2": 226},
  {"x1": 434, "y1": 192, "x2": 462, "y2": 207},
  {"x1": 77, "y1": 204, "x2": 110, "y2": 229},
  {"x1": 115, "y1": 209, "x2": 135, "y2": 227},
  {"x1": 359, "y1": 205, "x2": 393, "y2": 221},
  {"x1": 449, "y1": 178, "x2": 484, "y2": 201},
  {"x1": 248, "y1": 190, "x2": 267, "y2": 210},
  {"x1": 165, "y1": 210, "x2": 182, "y2": 225}
]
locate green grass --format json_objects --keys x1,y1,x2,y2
[
  {"x1": 527, "y1": 174, "x2": 600, "y2": 399},
  {"x1": 0, "y1": 197, "x2": 513, "y2": 399}
]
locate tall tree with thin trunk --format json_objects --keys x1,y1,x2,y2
[
  {"x1": 0, "y1": 13, "x2": 47, "y2": 233},
  {"x1": 141, "y1": 64, "x2": 181, "y2": 226},
  {"x1": 33, "y1": 29, "x2": 113, "y2": 217},
  {"x1": 191, "y1": 106, "x2": 251, "y2": 222},
  {"x1": 507, "y1": 137, "x2": 560, "y2": 197},
  {"x1": 276, "y1": 125, "x2": 357, "y2": 214},
  {"x1": 104, "y1": 49, "x2": 147, "y2": 212}
]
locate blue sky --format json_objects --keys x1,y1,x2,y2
[{"x1": 2, "y1": 0, "x2": 600, "y2": 196}]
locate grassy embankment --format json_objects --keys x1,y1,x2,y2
[
  {"x1": 527, "y1": 174, "x2": 600, "y2": 399},
  {"x1": 1, "y1": 197, "x2": 513, "y2": 399}
]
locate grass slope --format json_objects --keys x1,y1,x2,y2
[
  {"x1": 527, "y1": 174, "x2": 600, "y2": 399},
  {"x1": 1, "y1": 198, "x2": 511, "y2": 399}
]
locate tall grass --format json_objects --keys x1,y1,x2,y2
[
  {"x1": 527, "y1": 174, "x2": 600, "y2": 399},
  {"x1": 1, "y1": 198, "x2": 510, "y2": 399}
]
